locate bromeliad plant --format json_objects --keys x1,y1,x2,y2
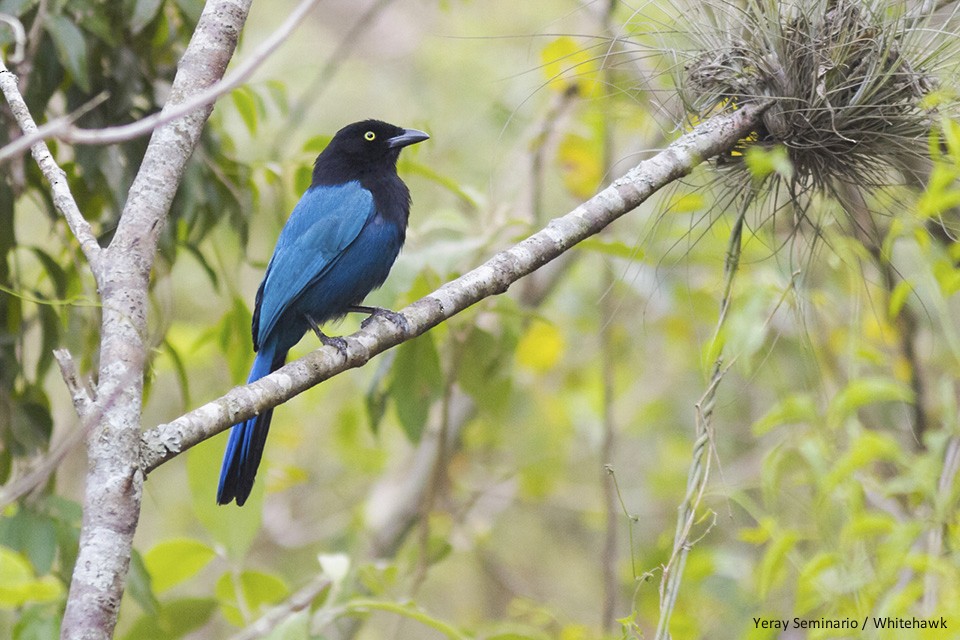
[
  {"x1": 683, "y1": 0, "x2": 952, "y2": 194},
  {"x1": 613, "y1": 1, "x2": 960, "y2": 637}
]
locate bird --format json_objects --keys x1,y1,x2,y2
[{"x1": 217, "y1": 119, "x2": 429, "y2": 506}]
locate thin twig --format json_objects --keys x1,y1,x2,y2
[
  {"x1": 0, "y1": 0, "x2": 322, "y2": 162},
  {"x1": 607, "y1": 465, "x2": 639, "y2": 580},
  {"x1": 530, "y1": 84, "x2": 580, "y2": 224},
  {"x1": 1, "y1": 6, "x2": 33, "y2": 194},
  {"x1": 342, "y1": 599, "x2": 469, "y2": 640},
  {"x1": 16, "y1": 0, "x2": 48, "y2": 94},
  {"x1": 0, "y1": 13, "x2": 25, "y2": 63},
  {"x1": 0, "y1": 54, "x2": 103, "y2": 272},
  {"x1": 654, "y1": 203, "x2": 748, "y2": 640},
  {"x1": 229, "y1": 574, "x2": 332, "y2": 640},
  {"x1": 653, "y1": 243, "x2": 800, "y2": 638},
  {"x1": 54, "y1": 348, "x2": 95, "y2": 417}
]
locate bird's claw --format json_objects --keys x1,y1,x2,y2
[
  {"x1": 304, "y1": 313, "x2": 349, "y2": 356},
  {"x1": 361, "y1": 308, "x2": 409, "y2": 333},
  {"x1": 320, "y1": 334, "x2": 350, "y2": 357}
]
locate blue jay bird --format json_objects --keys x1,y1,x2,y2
[{"x1": 217, "y1": 120, "x2": 429, "y2": 506}]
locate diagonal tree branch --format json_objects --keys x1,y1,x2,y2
[{"x1": 139, "y1": 99, "x2": 772, "y2": 475}]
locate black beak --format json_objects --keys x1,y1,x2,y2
[{"x1": 387, "y1": 128, "x2": 430, "y2": 149}]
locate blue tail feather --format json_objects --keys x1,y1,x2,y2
[{"x1": 217, "y1": 341, "x2": 286, "y2": 506}]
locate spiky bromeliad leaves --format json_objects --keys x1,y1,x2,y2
[{"x1": 683, "y1": 0, "x2": 956, "y2": 202}]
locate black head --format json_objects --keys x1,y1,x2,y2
[{"x1": 312, "y1": 119, "x2": 429, "y2": 186}]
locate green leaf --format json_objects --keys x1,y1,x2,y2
[
  {"x1": 186, "y1": 438, "x2": 263, "y2": 558},
  {"x1": 575, "y1": 237, "x2": 645, "y2": 261},
  {"x1": 212, "y1": 296, "x2": 253, "y2": 385},
  {"x1": 293, "y1": 165, "x2": 313, "y2": 196},
  {"x1": 667, "y1": 192, "x2": 706, "y2": 213},
  {"x1": 840, "y1": 513, "x2": 896, "y2": 543},
  {"x1": 823, "y1": 431, "x2": 904, "y2": 489},
  {"x1": 46, "y1": 497, "x2": 81, "y2": 584},
  {"x1": 390, "y1": 332, "x2": 443, "y2": 441},
  {"x1": 13, "y1": 604, "x2": 60, "y2": 640},
  {"x1": 144, "y1": 538, "x2": 215, "y2": 593},
  {"x1": 29, "y1": 248, "x2": 68, "y2": 299},
  {"x1": 365, "y1": 354, "x2": 394, "y2": 434},
  {"x1": 215, "y1": 570, "x2": 289, "y2": 626},
  {"x1": 744, "y1": 144, "x2": 794, "y2": 182},
  {"x1": 0, "y1": 508, "x2": 57, "y2": 575},
  {"x1": 941, "y1": 117, "x2": 960, "y2": 158},
  {"x1": 34, "y1": 301, "x2": 59, "y2": 379},
  {"x1": 45, "y1": 15, "x2": 90, "y2": 92},
  {"x1": 752, "y1": 393, "x2": 818, "y2": 435},
  {"x1": 128, "y1": 0, "x2": 164, "y2": 34},
  {"x1": 888, "y1": 280, "x2": 914, "y2": 319},
  {"x1": 264, "y1": 79, "x2": 289, "y2": 115},
  {"x1": 827, "y1": 377, "x2": 915, "y2": 426},
  {"x1": 0, "y1": 546, "x2": 63, "y2": 608},
  {"x1": 933, "y1": 260, "x2": 960, "y2": 296},
  {"x1": 160, "y1": 338, "x2": 192, "y2": 409},
  {"x1": 121, "y1": 598, "x2": 217, "y2": 640},
  {"x1": 174, "y1": 0, "x2": 204, "y2": 23},
  {"x1": 126, "y1": 549, "x2": 160, "y2": 615},
  {"x1": 231, "y1": 86, "x2": 259, "y2": 135},
  {"x1": 263, "y1": 611, "x2": 309, "y2": 640},
  {"x1": 756, "y1": 531, "x2": 799, "y2": 599},
  {"x1": 10, "y1": 398, "x2": 53, "y2": 455},
  {"x1": 303, "y1": 135, "x2": 332, "y2": 154},
  {"x1": 356, "y1": 562, "x2": 398, "y2": 596},
  {"x1": 456, "y1": 326, "x2": 514, "y2": 415},
  {"x1": 72, "y1": 1, "x2": 118, "y2": 46},
  {"x1": 795, "y1": 552, "x2": 839, "y2": 614}
]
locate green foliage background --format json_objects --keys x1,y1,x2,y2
[{"x1": 1, "y1": 1, "x2": 959, "y2": 639}]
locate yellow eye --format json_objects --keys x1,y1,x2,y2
[{"x1": 364, "y1": 131, "x2": 376, "y2": 141}]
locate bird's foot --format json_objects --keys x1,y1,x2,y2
[
  {"x1": 320, "y1": 333, "x2": 349, "y2": 356},
  {"x1": 351, "y1": 305, "x2": 409, "y2": 333},
  {"x1": 305, "y1": 312, "x2": 349, "y2": 357}
]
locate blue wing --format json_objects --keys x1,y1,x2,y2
[{"x1": 253, "y1": 181, "x2": 375, "y2": 349}]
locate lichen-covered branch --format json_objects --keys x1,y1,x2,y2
[
  {"x1": 59, "y1": 1, "x2": 253, "y2": 638},
  {"x1": 139, "y1": 99, "x2": 772, "y2": 474}
]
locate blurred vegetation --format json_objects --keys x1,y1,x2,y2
[{"x1": 1, "y1": 1, "x2": 960, "y2": 639}]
